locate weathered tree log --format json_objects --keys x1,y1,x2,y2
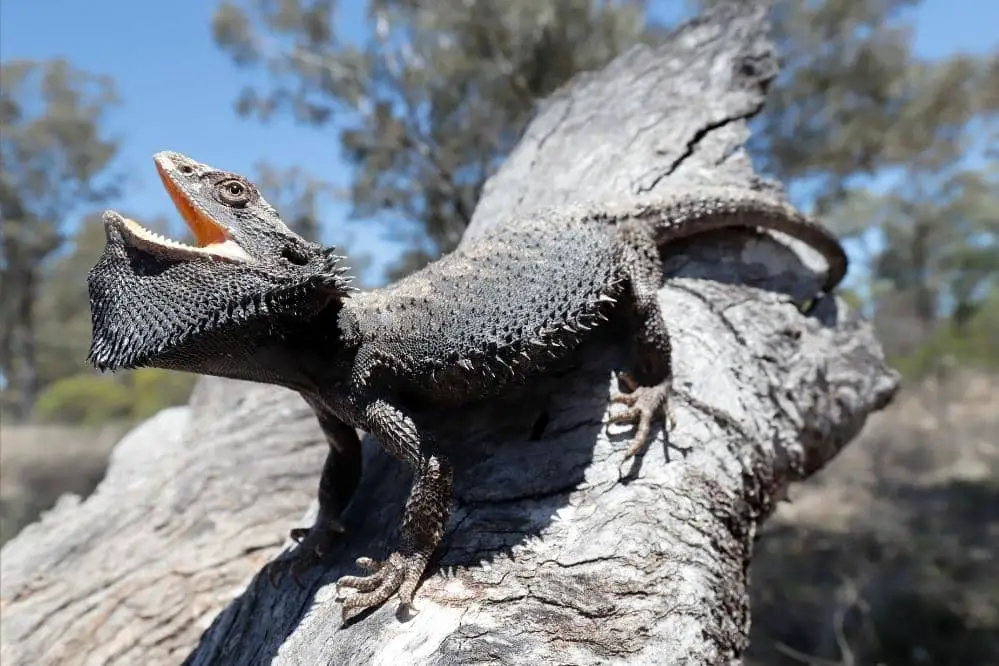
[{"x1": 0, "y1": 4, "x2": 899, "y2": 665}]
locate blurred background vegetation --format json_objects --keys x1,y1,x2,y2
[{"x1": 1, "y1": 1, "x2": 996, "y2": 662}]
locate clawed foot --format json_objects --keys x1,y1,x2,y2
[
  {"x1": 608, "y1": 373, "x2": 676, "y2": 459},
  {"x1": 267, "y1": 521, "x2": 343, "y2": 589},
  {"x1": 336, "y1": 551, "x2": 428, "y2": 624}
]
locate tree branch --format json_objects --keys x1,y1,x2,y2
[{"x1": 0, "y1": 4, "x2": 899, "y2": 665}]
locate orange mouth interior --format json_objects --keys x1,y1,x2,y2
[{"x1": 155, "y1": 161, "x2": 228, "y2": 246}]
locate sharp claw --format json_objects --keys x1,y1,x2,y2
[
  {"x1": 607, "y1": 406, "x2": 640, "y2": 424},
  {"x1": 624, "y1": 431, "x2": 650, "y2": 459},
  {"x1": 607, "y1": 380, "x2": 673, "y2": 459},
  {"x1": 338, "y1": 570, "x2": 386, "y2": 593},
  {"x1": 355, "y1": 557, "x2": 381, "y2": 572},
  {"x1": 618, "y1": 372, "x2": 639, "y2": 392},
  {"x1": 336, "y1": 551, "x2": 428, "y2": 620}
]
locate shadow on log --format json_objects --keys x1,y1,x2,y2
[{"x1": 0, "y1": 4, "x2": 899, "y2": 665}]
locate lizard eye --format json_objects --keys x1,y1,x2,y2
[{"x1": 215, "y1": 178, "x2": 252, "y2": 207}]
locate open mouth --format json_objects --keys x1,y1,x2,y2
[{"x1": 108, "y1": 158, "x2": 251, "y2": 262}]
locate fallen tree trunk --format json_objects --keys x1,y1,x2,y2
[{"x1": 0, "y1": 4, "x2": 899, "y2": 665}]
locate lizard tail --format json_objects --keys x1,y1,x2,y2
[{"x1": 645, "y1": 189, "x2": 849, "y2": 294}]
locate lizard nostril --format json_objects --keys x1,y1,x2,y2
[{"x1": 179, "y1": 165, "x2": 194, "y2": 174}]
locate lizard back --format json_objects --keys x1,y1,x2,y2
[{"x1": 348, "y1": 215, "x2": 627, "y2": 400}]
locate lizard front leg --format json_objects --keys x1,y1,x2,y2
[
  {"x1": 337, "y1": 399, "x2": 453, "y2": 623},
  {"x1": 608, "y1": 221, "x2": 677, "y2": 458},
  {"x1": 268, "y1": 412, "x2": 362, "y2": 587}
]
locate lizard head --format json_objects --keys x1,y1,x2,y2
[{"x1": 87, "y1": 151, "x2": 353, "y2": 377}]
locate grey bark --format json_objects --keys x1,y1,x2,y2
[{"x1": 0, "y1": 4, "x2": 899, "y2": 665}]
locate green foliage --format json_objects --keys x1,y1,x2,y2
[
  {"x1": 212, "y1": 0, "x2": 666, "y2": 278},
  {"x1": 2, "y1": 0, "x2": 993, "y2": 418},
  {"x1": 33, "y1": 369, "x2": 196, "y2": 426},
  {"x1": 834, "y1": 162, "x2": 999, "y2": 338},
  {"x1": 692, "y1": 0, "x2": 997, "y2": 210},
  {"x1": 128, "y1": 369, "x2": 198, "y2": 421},
  {"x1": 33, "y1": 216, "x2": 110, "y2": 387},
  {"x1": 890, "y1": 287, "x2": 999, "y2": 379},
  {"x1": 1, "y1": 58, "x2": 121, "y2": 419},
  {"x1": 691, "y1": 0, "x2": 999, "y2": 374},
  {"x1": 34, "y1": 374, "x2": 134, "y2": 425}
]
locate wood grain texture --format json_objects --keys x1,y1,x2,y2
[{"x1": 0, "y1": 4, "x2": 899, "y2": 665}]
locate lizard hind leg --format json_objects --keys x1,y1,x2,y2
[
  {"x1": 267, "y1": 417, "x2": 361, "y2": 589},
  {"x1": 608, "y1": 222, "x2": 678, "y2": 459}
]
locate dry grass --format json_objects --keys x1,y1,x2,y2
[
  {"x1": 2, "y1": 374, "x2": 996, "y2": 661},
  {"x1": 748, "y1": 370, "x2": 999, "y2": 665},
  {"x1": 1, "y1": 422, "x2": 130, "y2": 545}
]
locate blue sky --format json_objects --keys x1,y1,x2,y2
[{"x1": 2, "y1": 0, "x2": 997, "y2": 283}]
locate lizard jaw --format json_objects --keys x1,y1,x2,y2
[
  {"x1": 98, "y1": 151, "x2": 253, "y2": 263},
  {"x1": 154, "y1": 153, "x2": 235, "y2": 248},
  {"x1": 104, "y1": 210, "x2": 252, "y2": 263}
]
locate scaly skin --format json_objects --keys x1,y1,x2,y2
[{"x1": 87, "y1": 151, "x2": 847, "y2": 624}]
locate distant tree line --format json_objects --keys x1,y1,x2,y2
[{"x1": 2, "y1": 0, "x2": 996, "y2": 425}]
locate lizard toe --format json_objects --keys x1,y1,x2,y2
[
  {"x1": 337, "y1": 551, "x2": 429, "y2": 623},
  {"x1": 267, "y1": 522, "x2": 342, "y2": 589},
  {"x1": 616, "y1": 371, "x2": 639, "y2": 392},
  {"x1": 609, "y1": 392, "x2": 638, "y2": 406},
  {"x1": 607, "y1": 380, "x2": 673, "y2": 459},
  {"x1": 607, "y1": 404, "x2": 641, "y2": 422},
  {"x1": 336, "y1": 561, "x2": 389, "y2": 593}
]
